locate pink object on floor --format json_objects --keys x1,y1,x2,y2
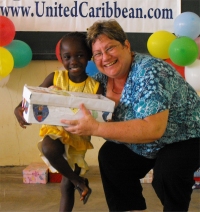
[{"x1": 23, "y1": 162, "x2": 48, "y2": 184}]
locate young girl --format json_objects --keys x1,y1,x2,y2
[{"x1": 14, "y1": 32, "x2": 102, "y2": 212}]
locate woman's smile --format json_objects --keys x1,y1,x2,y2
[{"x1": 104, "y1": 59, "x2": 118, "y2": 67}]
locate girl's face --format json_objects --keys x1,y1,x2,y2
[
  {"x1": 60, "y1": 38, "x2": 90, "y2": 82},
  {"x1": 92, "y1": 34, "x2": 132, "y2": 79}
]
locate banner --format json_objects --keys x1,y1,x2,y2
[{"x1": 0, "y1": 0, "x2": 181, "y2": 32}]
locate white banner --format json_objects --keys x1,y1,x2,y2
[{"x1": 0, "y1": 0, "x2": 181, "y2": 32}]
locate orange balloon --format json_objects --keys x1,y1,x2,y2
[
  {"x1": 55, "y1": 39, "x2": 62, "y2": 63},
  {"x1": 165, "y1": 58, "x2": 185, "y2": 79}
]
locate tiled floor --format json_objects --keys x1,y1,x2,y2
[{"x1": 0, "y1": 166, "x2": 200, "y2": 212}]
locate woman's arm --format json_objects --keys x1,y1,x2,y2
[{"x1": 61, "y1": 104, "x2": 169, "y2": 144}]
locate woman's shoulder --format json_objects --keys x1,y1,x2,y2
[
  {"x1": 132, "y1": 52, "x2": 172, "y2": 77},
  {"x1": 134, "y1": 52, "x2": 161, "y2": 66},
  {"x1": 92, "y1": 72, "x2": 107, "y2": 83}
]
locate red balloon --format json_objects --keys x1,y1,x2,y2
[
  {"x1": 55, "y1": 39, "x2": 62, "y2": 63},
  {"x1": 165, "y1": 58, "x2": 185, "y2": 79},
  {"x1": 0, "y1": 16, "x2": 15, "y2": 46}
]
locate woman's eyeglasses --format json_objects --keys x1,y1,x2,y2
[{"x1": 92, "y1": 44, "x2": 121, "y2": 61}]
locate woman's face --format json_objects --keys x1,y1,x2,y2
[{"x1": 92, "y1": 34, "x2": 132, "y2": 79}]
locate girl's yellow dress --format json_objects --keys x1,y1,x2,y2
[{"x1": 38, "y1": 70, "x2": 100, "y2": 175}]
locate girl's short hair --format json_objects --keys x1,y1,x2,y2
[{"x1": 60, "y1": 32, "x2": 92, "y2": 59}]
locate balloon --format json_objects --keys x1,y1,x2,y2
[
  {"x1": 0, "y1": 16, "x2": 15, "y2": 46},
  {"x1": 165, "y1": 58, "x2": 185, "y2": 79},
  {"x1": 174, "y1": 12, "x2": 200, "y2": 39},
  {"x1": 195, "y1": 37, "x2": 200, "y2": 59},
  {"x1": 185, "y1": 59, "x2": 200, "y2": 91},
  {"x1": 0, "y1": 75, "x2": 10, "y2": 87},
  {"x1": 147, "y1": 30, "x2": 176, "y2": 59},
  {"x1": 5, "y1": 40, "x2": 32, "y2": 68},
  {"x1": 169, "y1": 37, "x2": 198, "y2": 66},
  {"x1": 86, "y1": 61, "x2": 99, "y2": 76},
  {"x1": 55, "y1": 39, "x2": 62, "y2": 63},
  {"x1": 0, "y1": 47, "x2": 14, "y2": 77}
]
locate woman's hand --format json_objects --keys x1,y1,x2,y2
[
  {"x1": 61, "y1": 104, "x2": 99, "y2": 136},
  {"x1": 14, "y1": 105, "x2": 31, "y2": 129}
]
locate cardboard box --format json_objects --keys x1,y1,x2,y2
[
  {"x1": 23, "y1": 162, "x2": 48, "y2": 184},
  {"x1": 194, "y1": 168, "x2": 200, "y2": 182},
  {"x1": 141, "y1": 169, "x2": 200, "y2": 185},
  {"x1": 22, "y1": 85, "x2": 115, "y2": 126},
  {"x1": 140, "y1": 169, "x2": 153, "y2": 183},
  {"x1": 194, "y1": 168, "x2": 200, "y2": 177},
  {"x1": 48, "y1": 172, "x2": 62, "y2": 183}
]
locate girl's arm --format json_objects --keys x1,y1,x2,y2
[{"x1": 14, "y1": 72, "x2": 55, "y2": 128}]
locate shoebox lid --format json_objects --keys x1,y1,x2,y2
[{"x1": 23, "y1": 162, "x2": 48, "y2": 175}]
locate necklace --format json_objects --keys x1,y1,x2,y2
[
  {"x1": 68, "y1": 78, "x2": 87, "y2": 92},
  {"x1": 112, "y1": 78, "x2": 122, "y2": 95}
]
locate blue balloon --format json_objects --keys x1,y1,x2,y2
[
  {"x1": 86, "y1": 61, "x2": 99, "y2": 76},
  {"x1": 174, "y1": 12, "x2": 200, "y2": 39}
]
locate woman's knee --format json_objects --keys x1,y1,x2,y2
[
  {"x1": 98, "y1": 141, "x2": 116, "y2": 166},
  {"x1": 98, "y1": 142, "x2": 107, "y2": 162}
]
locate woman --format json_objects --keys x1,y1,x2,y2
[{"x1": 61, "y1": 20, "x2": 200, "y2": 212}]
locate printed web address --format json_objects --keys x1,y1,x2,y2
[{"x1": 0, "y1": 2, "x2": 173, "y2": 19}]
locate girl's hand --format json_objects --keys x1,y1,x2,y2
[
  {"x1": 14, "y1": 105, "x2": 31, "y2": 129},
  {"x1": 61, "y1": 104, "x2": 99, "y2": 136}
]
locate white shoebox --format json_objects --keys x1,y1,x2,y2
[{"x1": 22, "y1": 85, "x2": 115, "y2": 126}]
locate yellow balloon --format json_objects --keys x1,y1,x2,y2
[
  {"x1": 147, "y1": 30, "x2": 176, "y2": 59},
  {"x1": 0, "y1": 47, "x2": 14, "y2": 77}
]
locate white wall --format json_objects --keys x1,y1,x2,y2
[{"x1": 0, "y1": 60, "x2": 105, "y2": 166}]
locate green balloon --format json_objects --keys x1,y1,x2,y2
[
  {"x1": 5, "y1": 40, "x2": 32, "y2": 68},
  {"x1": 169, "y1": 36, "x2": 198, "y2": 66}
]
